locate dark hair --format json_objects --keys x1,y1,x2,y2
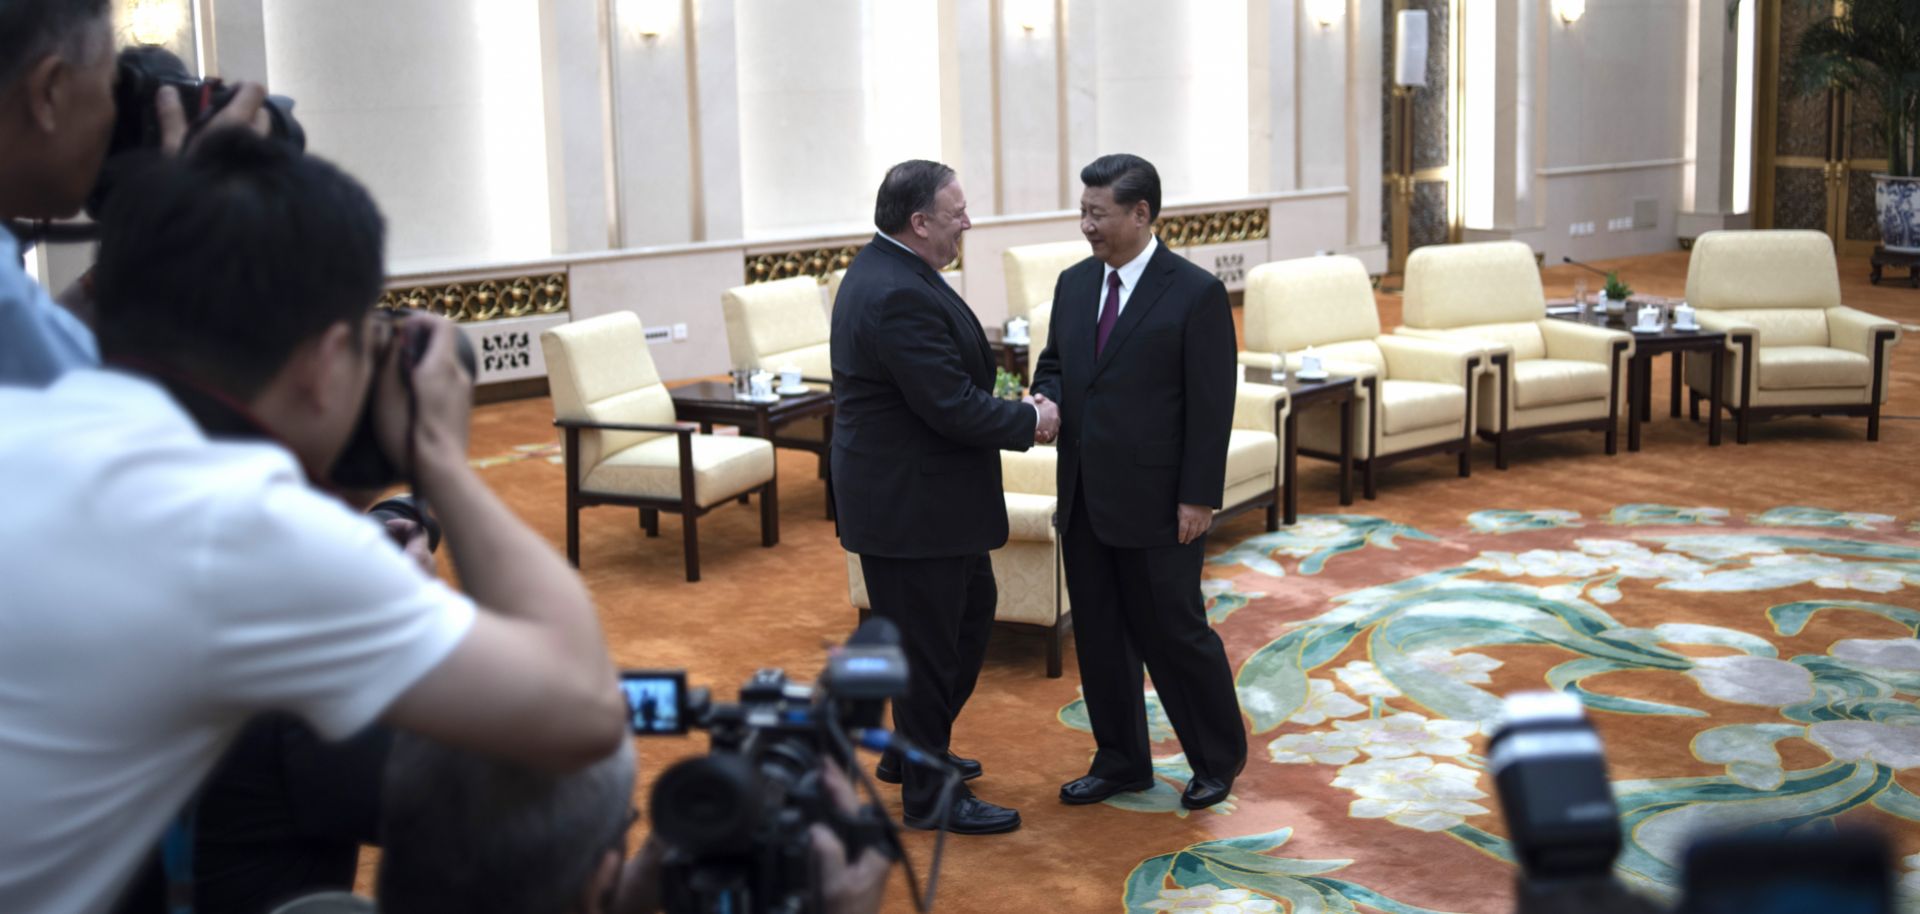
[
  {"x1": 0, "y1": 0, "x2": 109, "y2": 89},
  {"x1": 92, "y1": 128, "x2": 387, "y2": 398},
  {"x1": 1080, "y1": 153, "x2": 1161, "y2": 220},
  {"x1": 873, "y1": 159, "x2": 956, "y2": 235}
]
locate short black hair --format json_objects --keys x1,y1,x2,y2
[
  {"x1": 0, "y1": 0, "x2": 109, "y2": 89},
  {"x1": 873, "y1": 159, "x2": 955, "y2": 235},
  {"x1": 1081, "y1": 153, "x2": 1161, "y2": 220},
  {"x1": 92, "y1": 128, "x2": 387, "y2": 398}
]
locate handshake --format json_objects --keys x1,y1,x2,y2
[{"x1": 1022, "y1": 392, "x2": 1060, "y2": 444}]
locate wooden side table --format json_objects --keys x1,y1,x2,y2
[
  {"x1": 669, "y1": 380, "x2": 837, "y2": 517},
  {"x1": 1548, "y1": 309, "x2": 1724, "y2": 450},
  {"x1": 1870, "y1": 246, "x2": 1920, "y2": 288},
  {"x1": 982, "y1": 326, "x2": 1031, "y2": 379},
  {"x1": 1247, "y1": 368, "x2": 1356, "y2": 525}
]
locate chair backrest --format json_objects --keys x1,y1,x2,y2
[
  {"x1": 1244, "y1": 255, "x2": 1382, "y2": 353},
  {"x1": 825, "y1": 268, "x2": 848, "y2": 314},
  {"x1": 721, "y1": 276, "x2": 833, "y2": 376},
  {"x1": 541, "y1": 312, "x2": 678, "y2": 476},
  {"x1": 1686, "y1": 230, "x2": 1839, "y2": 347},
  {"x1": 1403, "y1": 240, "x2": 1545, "y2": 329},
  {"x1": 1003, "y1": 240, "x2": 1091, "y2": 320},
  {"x1": 1025, "y1": 300, "x2": 1055, "y2": 383}
]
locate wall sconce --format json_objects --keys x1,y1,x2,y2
[
  {"x1": 1554, "y1": 0, "x2": 1586, "y2": 24},
  {"x1": 125, "y1": 0, "x2": 186, "y2": 45},
  {"x1": 618, "y1": 0, "x2": 676, "y2": 39},
  {"x1": 1305, "y1": 0, "x2": 1344, "y2": 28}
]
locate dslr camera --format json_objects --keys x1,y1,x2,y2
[
  {"x1": 332, "y1": 308, "x2": 479, "y2": 491},
  {"x1": 624, "y1": 619, "x2": 948, "y2": 914}
]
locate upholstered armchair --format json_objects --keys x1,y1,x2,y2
[
  {"x1": 1002, "y1": 240, "x2": 1092, "y2": 321},
  {"x1": 1681, "y1": 230, "x2": 1903, "y2": 443},
  {"x1": 1221, "y1": 381, "x2": 1288, "y2": 530},
  {"x1": 1240, "y1": 255, "x2": 1480, "y2": 498},
  {"x1": 847, "y1": 446, "x2": 1070, "y2": 677},
  {"x1": 720, "y1": 277, "x2": 833, "y2": 478},
  {"x1": 542, "y1": 313, "x2": 778, "y2": 583},
  {"x1": 1399, "y1": 240, "x2": 1633, "y2": 469}
]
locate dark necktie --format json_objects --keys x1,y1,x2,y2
[{"x1": 1096, "y1": 271, "x2": 1121, "y2": 357}]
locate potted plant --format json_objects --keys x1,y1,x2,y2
[
  {"x1": 1733, "y1": 0, "x2": 1920, "y2": 250},
  {"x1": 1600, "y1": 271, "x2": 1634, "y2": 315}
]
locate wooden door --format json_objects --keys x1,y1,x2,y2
[{"x1": 1754, "y1": 0, "x2": 1886, "y2": 254}]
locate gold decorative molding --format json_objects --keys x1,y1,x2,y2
[
  {"x1": 1153, "y1": 208, "x2": 1270, "y2": 248},
  {"x1": 379, "y1": 273, "x2": 569, "y2": 323},
  {"x1": 745, "y1": 242, "x2": 962, "y2": 284}
]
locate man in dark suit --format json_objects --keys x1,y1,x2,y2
[
  {"x1": 1029, "y1": 153, "x2": 1246, "y2": 811},
  {"x1": 831, "y1": 160, "x2": 1059, "y2": 835}
]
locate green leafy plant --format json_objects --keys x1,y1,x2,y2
[
  {"x1": 1730, "y1": 0, "x2": 1920, "y2": 177},
  {"x1": 1602, "y1": 270, "x2": 1633, "y2": 302},
  {"x1": 992, "y1": 367, "x2": 1024, "y2": 400}
]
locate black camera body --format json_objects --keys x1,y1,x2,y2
[
  {"x1": 1490, "y1": 692, "x2": 1622, "y2": 885},
  {"x1": 85, "y1": 46, "x2": 306, "y2": 219},
  {"x1": 332, "y1": 308, "x2": 479, "y2": 491},
  {"x1": 637, "y1": 639, "x2": 909, "y2": 914}
]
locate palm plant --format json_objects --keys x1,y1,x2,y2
[{"x1": 1733, "y1": 0, "x2": 1920, "y2": 177}]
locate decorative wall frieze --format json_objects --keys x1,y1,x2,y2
[
  {"x1": 745, "y1": 241, "x2": 963, "y2": 284},
  {"x1": 379, "y1": 273, "x2": 569, "y2": 322},
  {"x1": 1154, "y1": 207, "x2": 1270, "y2": 248}
]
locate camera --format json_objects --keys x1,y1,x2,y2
[
  {"x1": 84, "y1": 45, "x2": 306, "y2": 219},
  {"x1": 332, "y1": 308, "x2": 479, "y2": 490},
  {"x1": 634, "y1": 619, "x2": 933, "y2": 914},
  {"x1": 1492, "y1": 692, "x2": 1895, "y2": 914}
]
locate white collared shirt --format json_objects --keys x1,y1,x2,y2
[{"x1": 1098, "y1": 236, "x2": 1158, "y2": 319}]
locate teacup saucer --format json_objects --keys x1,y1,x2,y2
[
  {"x1": 1294, "y1": 370, "x2": 1331, "y2": 381},
  {"x1": 1673, "y1": 322, "x2": 1700, "y2": 332},
  {"x1": 776, "y1": 384, "x2": 813, "y2": 395},
  {"x1": 1631, "y1": 325, "x2": 1664, "y2": 334}
]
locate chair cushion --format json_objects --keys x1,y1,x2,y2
[
  {"x1": 1379, "y1": 379, "x2": 1466, "y2": 435},
  {"x1": 1004, "y1": 491, "x2": 1058, "y2": 542},
  {"x1": 1402, "y1": 241, "x2": 1546, "y2": 329},
  {"x1": 1686, "y1": 230, "x2": 1841, "y2": 313},
  {"x1": 1223, "y1": 428, "x2": 1278, "y2": 495},
  {"x1": 1244, "y1": 255, "x2": 1381, "y2": 353},
  {"x1": 584, "y1": 434, "x2": 775, "y2": 507},
  {"x1": 1756, "y1": 345, "x2": 1871, "y2": 390},
  {"x1": 1511, "y1": 359, "x2": 1611, "y2": 410}
]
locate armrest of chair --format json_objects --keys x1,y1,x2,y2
[
  {"x1": 1377, "y1": 334, "x2": 1481, "y2": 385},
  {"x1": 553, "y1": 418, "x2": 695, "y2": 435},
  {"x1": 1826, "y1": 305, "x2": 1902, "y2": 356},
  {"x1": 1540, "y1": 319, "x2": 1634, "y2": 364},
  {"x1": 1232, "y1": 382, "x2": 1289, "y2": 433},
  {"x1": 1693, "y1": 310, "x2": 1758, "y2": 351},
  {"x1": 1238, "y1": 350, "x2": 1286, "y2": 371},
  {"x1": 1000, "y1": 446, "x2": 1058, "y2": 496}
]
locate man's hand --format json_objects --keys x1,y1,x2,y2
[
  {"x1": 811, "y1": 761, "x2": 890, "y2": 914},
  {"x1": 1024, "y1": 392, "x2": 1060, "y2": 444},
  {"x1": 1176, "y1": 503, "x2": 1211, "y2": 545},
  {"x1": 156, "y1": 82, "x2": 271, "y2": 156},
  {"x1": 374, "y1": 314, "x2": 474, "y2": 486}
]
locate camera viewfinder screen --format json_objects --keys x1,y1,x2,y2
[{"x1": 620, "y1": 671, "x2": 686, "y2": 735}]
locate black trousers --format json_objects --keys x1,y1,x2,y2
[
  {"x1": 1062, "y1": 491, "x2": 1246, "y2": 783},
  {"x1": 858, "y1": 551, "x2": 997, "y2": 816}
]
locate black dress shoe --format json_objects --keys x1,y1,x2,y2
[
  {"x1": 874, "y1": 752, "x2": 982, "y2": 784},
  {"x1": 903, "y1": 796, "x2": 1021, "y2": 834},
  {"x1": 1180, "y1": 775, "x2": 1233, "y2": 810},
  {"x1": 1059, "y1": 774, "x2": 1155, "y2": 805}
]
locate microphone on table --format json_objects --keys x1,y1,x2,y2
[{"x1": 1562, "y1": 256, "x2": 1615, "y2": 280}]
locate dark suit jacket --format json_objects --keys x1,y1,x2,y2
[
  {"x1": 1029, "y1": 239, "x2": 1236, "y2": 549},
  {"x1": 830, "y1": 235, "x2": 1037, "y2": 558}
]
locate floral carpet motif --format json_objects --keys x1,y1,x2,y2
[{"x1": 1061, "y1": 506, "x2": 1920, "y2": 913}]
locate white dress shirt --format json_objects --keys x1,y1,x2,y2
[{"x1": 1097, "y1": 236, "x2": 1159, "y2": 319}]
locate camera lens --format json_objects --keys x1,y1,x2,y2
[{"x1": 650, "y1": 755, "x2": 762, "y2": 856}]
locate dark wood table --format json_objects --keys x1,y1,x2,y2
[
  {"x1": 668, "y1": 379, "x2": 837, "y2": 516},
  {"x1": 1246, "y1": 368, "x2": 1355, "y2": 525},
  {"x1": 1870, "y1": 246, "x2": 1920, "y2": 288},
  {"x1": 982, "y1": 326, "x2": 1031, "y2": 378},
  {"x1": 1548, "y1": 308, "x2": 1724, "y2": 450}
]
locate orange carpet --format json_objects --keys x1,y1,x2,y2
[{"x1": 388, "y1": 251, "x2": 1920, "y2": 912}]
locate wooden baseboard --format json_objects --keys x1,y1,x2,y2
[{"x1": 476, "y1": 377, "x2": 549, "y2": 405}]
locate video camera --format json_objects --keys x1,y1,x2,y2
[
  {"x1": 623, "y1": 618, "x2": 956, "y2": 914},
  {"x1": 1491, "y1": 692, "x2": 1895, "y2": 914}
]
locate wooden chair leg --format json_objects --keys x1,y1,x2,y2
[
  {"x1": 1737, "y1": 408, "x2": 1750, "y2": 445},
  {"x1": 682, "y1": 514, "x2": 701, "y2": 583},
  {"x1": 640, "y1": 509, "x2": 659, "y2": 538},
  {"x1": 1047, "y1": 620, "x2": 1064, "y2": 679},
  {"x1": 760, "y1": 479, "x2": 780, "y2": 547},
  {"x1": 566, "y1": 502, "x2": 581, "y2": 567},
  {"x1": 1869, "y1": 402, "x2": 1882, "y2": 441},
  {"x1": 1363, "y1": 458, "x2": 1377, "y2": 500},
  {"x1": 1264, "y1": 496, "x2": 1279, "y2": 532},
  {"x1": 1689, "y1": 390, "x2": 1701, "y2": 422},
  {"x1": 737, "y1": 493, "x2": 751, "y2": 505},
  {"x1": 1495, "y1": 431, "x2": 1508, "y2": 470},
  {"x1": 1458, "y1": 441, "x2": 1472, "y2": 478}
]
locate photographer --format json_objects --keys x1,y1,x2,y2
[
  {"x1": 375, "y1": 737, "x2": 889, "y2": 914},
  {"x1": 0, "y1": 126, "x2": 626, "y2": 914},
  {"x1": 0, "y1": 0, "x2": 266, "y2": 386}
]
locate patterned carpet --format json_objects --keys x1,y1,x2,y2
[{"x1": 369, "y1": 251, "x2": 1920, "y2": 912}]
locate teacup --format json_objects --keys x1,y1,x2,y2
[
  {"x1": 779, "y1": 366, "x2": 802, "y2": 390},
  {"x1": 1301, "y1": 355, "x2": 1324, "y2": 376},
  {"x1": 749, "y1": 371, "x2": 774, "y2": 399},
  {"x1": 1673, "y1": 303, "x2": 1697, "y2": 329}
]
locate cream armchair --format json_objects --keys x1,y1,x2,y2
[
  {"x1": 1220, "y1": 382, "x2": 1289, "y2": 531},
  {"x1": 1003, "y1": 240, "x2": 1092, "y2": 321},
  {"x1": 846, "y1": 446, "x2": 1070, "y2": 677},
  {"x1": 1682, "y1": 230, "x2": 1903, "y2": 443},
  {"x1": 1241, "y1": 255, "x2": 1480, "y2": 498},
  {"x1": 720, "y1": 277, "x2": 833, "y2": 481},
  {"x1": 542, "y1": 313, "x2": 778, "y2": 583},
  {"x1": 1399, "y1": 241, "x2": 1633, "y2": 469}
]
